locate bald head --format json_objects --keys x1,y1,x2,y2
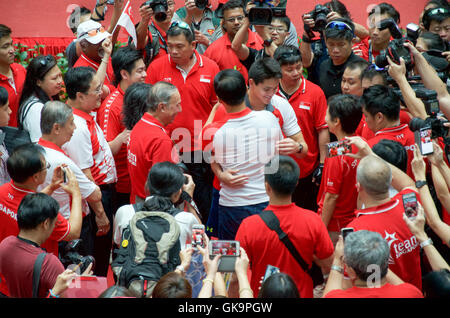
[{"x1": 357, "y1": 155, "x2": 392, "y2": 196}]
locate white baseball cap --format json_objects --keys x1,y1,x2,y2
[{"x1": 77, "y1": 20, "x2": 110, "y2": 44}]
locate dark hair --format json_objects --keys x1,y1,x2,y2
[
  {"x1": 122, "y1": 82, "x2": 152, "y2": 130},
  {"x1": 325, "y1": 0, "x2": 351, "y2": 19},
  {"x1": 372, "y1": 139, "x2": 408, "y2": 172},
  {"x1": 273, "y1": 45, "x2": 302, "y2": 66},
  {"x1": 264, "y1": 155, "x2": 300, "y2": 196},
  {"x1": 0, "y1": 24, "x2": 12, "y2": 39},
  {"x1": 361, "y1": 67, "x2": 388, "y2": 86},
  {"x1": 327, "y1": 94, "x2": 362, "y2": 134},
  {"x1": 248, "y1": 57, "x2": 282, "y2": 85},
  {"x1": 64, "y1": 66, "x2": 96, "y2": 100},
  {"x1": 272, "y1": 16, "x2": 291, "y2": 30},
  {"x1": 324, "y1": 17, "x2": 355, "y2": 42},
  {"x1": 423, "y1": 7, "x2": 450, "y2": 30},
  {"x1": 361, "y1": 85, "x2": 400, "y2": 121},
  {"x1": 18, "y1": 55, "x2": 59, "y2": 112},
  {"x1": 425, "y1": 0, "x2": 450, "y2": 10},
  {"x1": 17, "y1": 193, "x2": 59, "y2": 230},
  {"x1": 369, "y1": 2, "x2": 400, "y2": 24},
  {"x1": 167, "y1": 24, "x2": 195, "y2": 44},
  {"x1": 0, "y1": 86, "x2": 8, "y2": 106},
  {"x1": 214, "y1": 69, "x2": 247, "y2": 106},
  {"x1": 418, "y1": 31, "x2": 447, "y2": 51},
  {"x1": 152, "y1": 272, "x2": 192, "y2": 298},
  {"x1": 422, "y1": 269, "x2": 450, "y2": 298},
  {"x1": 222, "y1": 0, "x2": 246, "y2": 17},
  {"x1": 258, "y1": 273, "x2": 300, "y2": 298},
  {"x1": 345, "y1": 60, "x2": 370, "y2": 79},
  {"x1": 98, "y1": 286, "x2": 137, "y2": 298},
  {"x1": 111, "y1": 46, "x2": 143, "y2": 86},
  {"x1": 7, "y1": 143, "x2": 46, "y2": 183}
]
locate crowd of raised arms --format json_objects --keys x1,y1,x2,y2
[{"x1": 0, "y1": 0, "x2": 449, "y2": 300}]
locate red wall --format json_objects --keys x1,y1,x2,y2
[{"x1": 1, "y1": 0, "x2": 428, "y2": 38}]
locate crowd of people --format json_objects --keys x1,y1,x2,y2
[{"x1": 0, "y1": 0, "x2": 449, "y2": 299}]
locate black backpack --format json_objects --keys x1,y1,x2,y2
[{"x1": 111, "y1": 208, "x2": 181, "y2": 297}]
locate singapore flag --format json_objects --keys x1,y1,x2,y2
[{"x1": 115, "y1": 1, "x2": 137, "y2": 46}]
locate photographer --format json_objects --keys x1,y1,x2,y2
[{"x1": 173, "y1": 0, "x2": 221, "y2": 54}]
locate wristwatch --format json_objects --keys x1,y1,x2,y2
[
  {"x1": 415, "y1": 180, "x2": 427, "y2": 189},
  {"x1": 297, "y1": 142, "x2": 303, "y2": 154}
]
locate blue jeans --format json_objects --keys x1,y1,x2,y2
[{"x1": 218, "y1": 201, "x2": 269, "y2": 240}]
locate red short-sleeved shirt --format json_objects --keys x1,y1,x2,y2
[
  {"x1": 73, "y1": 54, "x2": 115, "y2": 94},
  {"x1": 348, "y1": 188, "x2": 423, "y2": 290},
  {"x1": 317, "y1": 140, "x2": 360, "y2": 231},
  {"x1": 277, "y1": 77, "x2": 328, "y2": 178},
  {"x1": 0, "y1": 63, "x2": 26, "y2": 127},
  {"x1": 127, "y1": 112, "x2": 179, "y2": 203},
  {"x1": 96, "y1": 86, "x2": 129, "y2": 194},
  {"x1": 204, "y1": 30, "x2": 263, "y2": 83},
  {"x1": 235, "y1": 203, "x2": 334, "y2": 298},
  {"x1": 324, "y1": 283, "x2": 423, "y2": 298},
  {"x1": 356, "y1": 110, "x2": 411, "y2": 141},
  {"x1": 146, "y1": 51, "x2": 219, "y2": 151}
]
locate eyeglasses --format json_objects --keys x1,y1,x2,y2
[
  {"x1": 169, "y1": 21, "x2": 193, "y2": 35},
  {"x1": 267, "y1": 26, "x2": 288, "y2": 33},
  {"x1": 325, "y1": 21, "x2": 354, "y2": 34},
  {"x1": 225, "y1": 15, "x2": 245, "y2": 23},
  {"x1": 79, "y1": 26, "x2": 106, "y2": 39},
  {"x1": 40, "y1": 162, "x2": 51, "y2": 172}
]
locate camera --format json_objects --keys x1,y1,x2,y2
[
  {"x1": 375, "y1": 39, "x2": 414, "y2": 71},
  {"x1": 195, "y1": 0, "x2": 208, "y2": 10},
  {"x1": 60, "y1": 239, "x2": 95, "y2": 274},
  {"x1": 144, "y1": 0, "x2": 168, "y2": 22},
  {"x1": 406, "y1": 23, "x2": 420, "y2": 45},
  {"x1": 308, "y1": 4, "x2": 331, "y2": 32},
  {"x1": 248, "y1": 0, "x2": 274, "y2": 25},
  {"x1": 409, "y1": 113, "x2": 449, "y2": 139}
]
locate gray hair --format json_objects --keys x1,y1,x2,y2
[
  {"x1": 40, "y1": 101, "x2": 73, "y2": 135},
  {"x1": 356, "y1": 155, "x2": 392, "y2": 196},
  {"x1": 344, "y1": 230, "x2": 390, "y2": 281},
  {"x1": 147, "y1": 81, "x2": 178, "y2": 113}
]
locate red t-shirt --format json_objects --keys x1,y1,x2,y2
[
  {"x1": 127, "y1": 112, "x2": 179, "y2": 203},
  {"x1": 204, "y1": 30, "x2": 263, "y2": 83},
  {"x1": 73, "y1": 53, "x2": 115, "y2": 94},
  {"x1": 96, "y1": 86, "x2": 129, "y2": 194},
  {"x1": 277, "y1": 77, "x2": 328, "y2": 178},
  {"x1": 317, "y1": 140, "x2": 360, "y2": 231},
  {"x1": 235, "y1": 203, "x2": 334, "y2": 298},
  {"x1": 324, "y1": 283, "x2": 423, "y2": 298},
  {"x1": 368, "y1": 123, "x2": 416, "y2": 178},
  {"x1": 0, "y1": 236, "x2": 65, "y2": 298},
  {"x1": 146, "y1": 51, "x2": 219, "y2": 151},
  {"x1": 356, "y1": 110, "x2": 411, "y2": 141},
  {"x1": 0, "y1": 63, "x2": 26, "y2": 127},
  {"x1": 348, "y1": 188, "x2": 423, "y2": 290}
]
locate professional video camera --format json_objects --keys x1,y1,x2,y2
[
  {"x1": 60, "y1": 239, "x2": 95, "y2": 274},
  {"x1": 307, "y1": 4, "x2": 331, "y2": 32},
  {"x1": 144, "y1": 0, "x2": 168, "y2": 22},
  {"x1": 409, "y1": 113, "x2": 448, "y2": 139},
  {"x1": 195, "y1": 0, "x2": 208, "y2": 10},
  {"x1": 248, "y1": 0, "x2": 286, "y2": 25}
]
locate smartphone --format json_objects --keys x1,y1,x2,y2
[
  {"x1": 402, "y1": 192, "x2": 418, "y2": 220},
  {"x1": 191, "y1": 224, "x2": 205, "y2": 249},
  {"x1": 326, "y1": 140, "x2": 351, "y2": 157},
  {"x1": 341, "y1": 227, "x2": 354, "y2": 240},
  {"x1": 62, "y1": 167, "x2": 67, "y2": 183},
  {"x1": 414, "y1": 126, "x2": 433, "y2": 155},
  {"x1": 209, "y1": 240, "x2": 240, "y2": 272},
  {"x1": 263, "y1": 265, "x2": 280, "y2": 282}
]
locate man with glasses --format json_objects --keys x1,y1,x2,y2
[
  {"x1": 422, "y1": 7, "x2": 450, "y2": 43},
  {"x1": 204, "y1": 0, "x2": 263, "y2": 83},
  {"x1": 63, "y1": 66, "x2": 117, "y2": 277},
  {"x1": 319, "y1": 18, "x2": 366, "y2": 99},
  {"x1": 145, "y1": 21, "x2": 219, "y2": 222},
  {"x1": 136, "y1": 0, "x2": 176, "y2": 66}
]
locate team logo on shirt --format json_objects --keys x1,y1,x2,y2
[
  {"x1": 163, "y1": 77, "x2": 172, "y2": 82},
  {"x1": 200, "y1": 74, "x2": 211, "y2": 83},
  {"x1": 384, "y1": 230, "x2": 419, "y2": 263},
  {"x1": 207, "y1": 29, "x2": 215, "y2": 35}
]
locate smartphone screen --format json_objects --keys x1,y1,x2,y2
[
  {"x1": 341, "y1": 227, "x2": 354, "y2": 240},
  {"x1": 263, "y1": 265, "x2": 280, "y2": 282},
  {"x1": 191, "y1": 225, "x2": 205, "y2": 248},
  {"x1": 326, "y1": 140, "x2": 351, "y2": 157},
  {"x1": 415, "y1": 127, "x2": 433, "y2": 155},
  {"x1": 402, "y1": 192, "x2": 418, "y2": 219},
  {"x1": 209, "y1": 240, "x2": 240, "y2": 256}
]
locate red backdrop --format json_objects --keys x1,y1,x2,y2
[{"x1": 0, "y1": 0, "x2": 428, "y2": 54}]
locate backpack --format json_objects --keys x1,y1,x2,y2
[{"x1": 111, "y1": 209, "x2": 181, "y2": 297}]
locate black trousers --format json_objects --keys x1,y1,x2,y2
[{"x1": 292, "y1": 171, "x2": 320, "y2": 212}]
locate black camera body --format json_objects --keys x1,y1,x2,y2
[
  {"x1": 375, "y1": 38, "x2": 415, "y2": 71},
  {"x1": 144, "y1": 0, "x2": 168, "y2": 22},
  {"x1": 195, "y1": 0, "x2": 208, "y2": 10},
  {"x1": 248, "y1": 0, "x2": 285, "y2": 25},
  {"x1": 308, "y1": 4, "x2": 331, "y2": 32},
  {"x1": 410, "y1": 113, "x2": 448, "y2": 139},
  {"x1": 60, "y1": 239, "x2": 95, "y2": 274}
]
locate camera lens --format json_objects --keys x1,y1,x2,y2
[{"x1": 153, "y1": 4, "x2": 167, "y2": 22}]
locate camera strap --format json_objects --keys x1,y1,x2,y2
[{"x1": 32, "y1": 252, "x2": 48, "y2": 298}]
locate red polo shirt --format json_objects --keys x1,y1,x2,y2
[
  {"x1": 348, "y1": 188, "x2": 423, "y2": 290},
  {"x1": 325, "y1": 283, "x2": 423, "y2": 298},
  {"x1": 146, "y1": 50, "x2": 219, "y2": 152},
  {"x1": 127, "y1": 112, "x2": 179, "y2": 203},
  {"x1": 96, "y1": 86, "x2": 129, "y2": 194},
  {"x1": 73, "y1": 53, "x2": 115, "y2": 94},
  {"x1": 0, "y1": 63, "x2": 26, "y2": 127},
  {"x1": 277, "y1": 77, "x2": 328, "y2": 178},
  {"x1": 356, "y1": 110, "x2": 411, "y2": 141},
  {"x1": 204, "y1": 29, "x2": 263, "y2": 83}
]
